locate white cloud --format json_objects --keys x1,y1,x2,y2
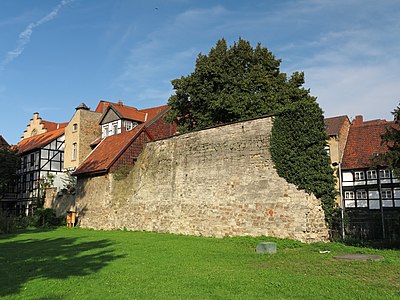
[
  {"x1": 303, "y1": 59, "x2": 400, "y2": 120},
  {"x1": 0, "y1": 0, "x2": 74, "y2": 70},
  {"x1": 114, "y1": 0, "x2": 400, "y2": 119},
  {"x1": 272, "y1": 1, "x2": 400, "y2": 120}
]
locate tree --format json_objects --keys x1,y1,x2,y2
[
  {"x1": 168, "y1": 38, "x2": 296, "y2": 131},
  {"x1": 377, "y1": 103, "x2": 400, "y2": 175},
  {"x1": 0, "y1": 146, "x2": 19, "y2": 196},
  {"x1": 168, "y1": 38, "x2": 335, "y2": 223}
]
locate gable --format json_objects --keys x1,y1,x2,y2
[
  {"x1": 17, "y1": 128, "x2": 65, "y2": 154},
  {"x1": 100, "y1": 109, "x2": 120, "y2": 125}
]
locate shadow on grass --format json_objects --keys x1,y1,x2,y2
[
  {"x1": 0, "y1": 227, "x2": 58, "y2": 241},
  {"x1": 0, "y1": 235, "x2": 125, "y2": 297}
]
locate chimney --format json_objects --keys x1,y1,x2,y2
[
  {"x1": 118, "y1": 100, "x2": 123, "y2": 106},
  {"x1": 353, "y1": 115, "x2": 363, "y2": 126},
  {"x1": 75, "y1": 102, "x2": 90, "y2": 110}
]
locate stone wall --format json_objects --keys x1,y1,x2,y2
[
  {"x1": 44, "y1": 187, "x2": 75, "y2": 217},
  {"x1": 75, "y1": 117, "x2": 329, "y2": 243}
]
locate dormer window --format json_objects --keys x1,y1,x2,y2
[
  {"x1": 103, "y1": 125, "x2": 109, "y2": 138},
  {"x1": 125, "y1": 121, "x2": 133, "y2": 131},
  {"x1": 112, "y1": 122, "x2": 118, "y2": 135}
]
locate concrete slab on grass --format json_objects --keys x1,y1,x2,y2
[
  {"x1": 334, "y1": 254, "x2": 384, "y2": 261},
  {"x1": 256, "y1": 242, "x2": 277, "y2": 254}
]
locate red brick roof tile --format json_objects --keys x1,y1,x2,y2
[
  {"x1": 73, "y1": 125, "x2": 144, "y2": 175},
  {"x1": 341, "y1": 117, "x2": 396, "y2": 169},
  {"x1": 41, "y1": 120, "x2": 68, "y2": 132},
  {"x1": 112, "y1": 104, "x2": 147, "y2": 122},
  {"x1": 139, "y1": 105, "x2": 169, "y2": 122},
  {"x1": 74, "y1": 105, "x2": 172, "y2": 176},
  {"x1": 94, "y1": 100, "x2": 113, "y2": 113},
  {"x1": 324, "y1": 115, "x2": 349, "y2": 136},
  {"x1": 97, "y1": 101, "x2": 147, "y2": 123},
  {"x1": 17, "y1": 128, "x2": 64, "y2": 154}
]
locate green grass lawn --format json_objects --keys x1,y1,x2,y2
[{"x1": 0, "y1": 227, "x2": 399, "y2": 299}]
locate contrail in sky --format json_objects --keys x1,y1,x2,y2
[{"x1": 0, "y1": 0, "x2": 73, "y2": 70}]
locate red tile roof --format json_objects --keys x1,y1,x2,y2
[
  {"x1": 324, "y1": 115, "x2": 349, "y2": 136},
  {"x1": 74, "y1": 105, "x2": 172, "y2": 176},
  {"x1": 89, "y1": 137, "x2": 102, "y2": 147},
  {"x1": 95, "y1": 100, "x2": 114, "y2": 113},
  {"x1": 73, "y1": 125, "x2": 144, "y2": 176},
  {"x1": 0, "y1": 135, "x2": 9, "y2": 148},
  {"x1": 139, "y1": 105, "x2": 169, "y2": 122},
  {"x1": 41, "y1": 120, "x2": 68, "y2": 132},
  {"x1": 97, "y1": 100, "x2": 148, "y2": 123},
  {"x1": 341, "y1": 116, "x2": 396, "y2": 169},
  {"x1": 17, "y1": 128, "x2": 64, "y2": 154},
  {"x1": 112, "y1": 104, "x2": 147, "y2": 122}
]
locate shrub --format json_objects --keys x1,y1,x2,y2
[
  {"x1": 33, "y1": 208, "x2": 63, "y2": 227},
  {"x1": 0, "y1": 211, "x2": 15, "y2": 234}
]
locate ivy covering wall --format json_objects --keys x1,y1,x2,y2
[{"x1": 270, "y1": 100, "x2": 336, "y2": 224}]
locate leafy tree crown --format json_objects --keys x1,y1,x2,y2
[{"x1": 167, "y1": 38, "x2": 336, "y2": 224}]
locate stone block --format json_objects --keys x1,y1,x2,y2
[{"x1": 256, "y1": 242, "x2": 277, "y2": 254}]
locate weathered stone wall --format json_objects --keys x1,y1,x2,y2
[
  {"x1": 76, "y1": 117, "x2": 329, "y2": 242},
  {"x1": 44, "y1": 187, "x2": 75, "y2": 217}
]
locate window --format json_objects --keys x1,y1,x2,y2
[
  {"x1": 354, "y1": 171, "x2": 365, "y2": 181},
  {"x1": 381, "y1": 189, "x2": 392, "y2": 199},
  {"x1": 103, "y1": 125, "x2": 109, "y2": 138},
  {"x1": 324, "y1": 145, "x2": 330, "y2": 156},
  {"x1": 356, "y1": 190, "x2": 367, "y2": 199},
  {"x1": 379, "y1": 169, "x2": 391, "y2": 179},
  {"x1": 366, "y1": 170, "x2": 377, "y2": 179},
  {"x1": 344, "y1": 191, "x2": 354, "y2": 199},
  {"x1": 112, "y1": 122, "x2": 118, "y2": 135},
  {"x1": 30, "y1": 154, "x2": 35, "y2": 167},
  {"x1": 72, "y1": 123, "x2": 78, "y2": 131},
  {"x1": 23, "y1": 156, "x2": 27, "y2": 169},
  {"x1": 72, "y1": 143, "x2": 77, "y2": 161},
  {"x1": 125, "y1": 121, "x2": 133, "y2": 131}
]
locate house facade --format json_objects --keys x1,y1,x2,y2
[
  {"x1": 324, "y1": 115, "x2": 351, "y2": 206},
  {"x1": 15, "y1": 128, "x2": 66, "y2": 215},
  {"x1": 22, "y1": 112, "x2": 67, "y2": 139},
  {"x1": 98, "y1": 100, "x2": 147, "y2": 138},
  {"x1": 341, "y1": 115, "x2": 400, "y2": 239},
  {"x1": 74, "y1": 104, "x2": 177, "y2": 177},
  {"x1": 63, "y1": 103, "x2": 102, "y2": 170}
]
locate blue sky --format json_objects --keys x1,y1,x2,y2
[{"x1": 1, "y1": 0, "x2": 399, "y2": 144}]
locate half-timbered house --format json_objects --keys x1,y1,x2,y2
[
  {"x1": 16, "y1": 128, "x2": 66, "y2": 215},
  {"x1": 98, "y1": 100, "x2": 148, "y2": 138},
  {"x1": 341, "y1": 115, "x2": 400, "y2": 239}
]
